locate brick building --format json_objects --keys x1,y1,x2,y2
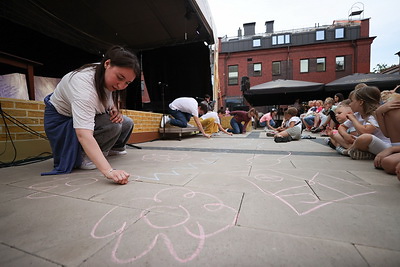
[{"x1": 217, "y1": 18, "x2": 375, "y2": 108}]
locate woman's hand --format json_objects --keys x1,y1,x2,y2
[
  {"x1": 108, "y1": 107, "x2": 124, "y2": 123},
  {"x1": 104, "y1": 169, "x2": 130, "y2": 185}
]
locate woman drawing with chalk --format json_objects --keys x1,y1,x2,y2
[{"x1": 43, "y1": 45, "x2": 140, "y2": 184}]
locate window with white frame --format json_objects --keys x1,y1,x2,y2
[
  {"x1": 272, "y1": 61, "x2": 281, "y2": 75},
  {"x1": 253, "y1": 63, "x2": 262, "y2": 76},
  {"x1": 316, "y1": 30, "x2": 325, "y2": 41},
  {"x1": 335, "y1": 28, "x2": 344, "y2": 39},
  {"x1": 336, "y1": 56, "x2": 345, "y2": 71},
  {"x1": 228, "y1": 65, "x2": 238, "y2": 85},
  {"x1": 253, "y1": 38, "x2": 261, "y2": 47},
  {"x1": 272, "y1": 34, "x2": 290, "y2": 45},
  {"x1": 300, "y1": 59, "x2": 309, "y2": 73},
  {"x1": 316, "y1": 57, "x2": 326, "y2": 72}
]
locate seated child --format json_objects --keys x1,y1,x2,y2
[
  {"x1": 325, "y1": 99, "x2": 356, "y2": 154},
  {"x1": 373, "y1": 93, "x2": 400, "y2": 180},
  {"x1": 274, "y1": 107, "x2": 302, "y2": 142},
  {"x1": 343, "y1": 86, "x2": 391, "y2": 160},
  {"x1": 311, "y1": 97, "x2": 336, "y2": 133}
]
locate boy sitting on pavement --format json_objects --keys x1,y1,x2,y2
[
  {"x1": 324, "y1": 99, "x2": 357, "y2": 153},
  {"x1": 274, "y1": 107, "x2": 302, "y2": 143}
]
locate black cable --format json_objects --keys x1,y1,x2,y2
[
  {"x1": 0, "y1": 104, "x2": 17, "y2": 163},
  {"x1": 0, "y1": 103, "x2": 52, "y2": 167},
  {"x1": 1, "y1": 109, "x2": 48, "y2": 140}
]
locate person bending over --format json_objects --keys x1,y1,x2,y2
[{"x1": 43, "y1": 45, "x2": 140, "y2": 184}]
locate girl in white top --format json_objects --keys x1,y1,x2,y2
[{"x1": 339, "y1": 86, "x2": 391, "y2": 159}]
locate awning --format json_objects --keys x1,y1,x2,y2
[
  {"x1": 325, "y1": 73, "x2": 400, "y2": 92},
  {"x1": 244, "y1": 79, "x2": 325, "y2": 106}
]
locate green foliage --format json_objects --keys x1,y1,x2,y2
[{"x1": 372, "y1": 63, "x2": 397, "y2": 73}]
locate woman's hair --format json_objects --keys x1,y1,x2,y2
[
  {"x1": 352, "y1": 86, "x2": 381, "y2": 116},
  {"x1": 248, "y1": 107, "x2": 258, "y2": 120},
  {"x1": 74, "y1": 45, "x2": 140, "y2": 109},
  {"x1": 334, "y1": 93, "x2": 344, "y2": 102}
]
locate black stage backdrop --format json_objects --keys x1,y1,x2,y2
[{"x1": 140, "y1": 42, "x2": 213, "y2": 113}]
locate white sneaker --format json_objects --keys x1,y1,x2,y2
[
  {"x1": 108, "y1": 150, "x2": 127, "y2": 156},
  {"x1": 187, "y1": 123, "x2": 195, "y2": 128},
  {"x1": 80, "y1": 154, "x2": 96, "y2": 170},
  {"x1": 160, "y1": 115, "x2": 171, "y2": 127}
]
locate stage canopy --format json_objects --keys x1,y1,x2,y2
[
  {"x1": 1, "y1": 0, "x2": 216, "y2": 111},
  {"x1": 0, "y1": 0, "x2": 215, "y2": 54},
  {"x1": 325, "y1": 73, "x2": 400, "y2": 93},
  {"x1": 244, "y1": 79, "x2": 325, "y2": 106}
]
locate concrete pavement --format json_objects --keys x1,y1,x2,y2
[{"x1": 1, "y1": 130, "x2": 400, "y2": 266}]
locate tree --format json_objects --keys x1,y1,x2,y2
[{"x1": 372, "y1": 63, "x2": 397, "y2": 73}]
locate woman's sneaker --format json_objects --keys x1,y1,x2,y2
[
  {"x1": 108, "y1": 150, "x2": 127, "y2": 156},
  {"x1": 80, "y1": 154, "x2": 96, "y2": 170},
  {"x1": 349, "y1": 149, "x2": 375, "y2": 160}
]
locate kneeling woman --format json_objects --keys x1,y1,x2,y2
[{"x1": 43, "y1": 45, "x2": 140, "y2": 184}]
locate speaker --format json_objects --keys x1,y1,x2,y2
[{"x1": 241, "y1": 76, "x2": 250, "y2": 91}]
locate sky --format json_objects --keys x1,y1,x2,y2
[{"x1": 207, "y1": 0, "x2": 399, "y2": 71}]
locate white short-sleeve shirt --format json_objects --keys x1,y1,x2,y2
[
  {"x1": 343, "y1": 112, "x2": 390, "y2": 143},
  {"x1": 169, "y1": 97, "x2": 199, "y2": 117},
  {"x1": 49, "y1": 67, "x2": 113, "y2": 130},
  {"x1": 201, "y1": 111, "x2": 220, "y2": 124}
]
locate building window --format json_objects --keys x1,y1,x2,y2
[
  {"x1": 316, "y1": 30, "x2": 325, "y2": 41},
  {"x1": 253, "y1": 63, "x2": 262, "y2": 76},
  {"x1": 272, "y1": 34, "x2": 290, "y2": 45},
  {"x1": 285, "y1": 34, "x2": 290, "y2": 44},
  {"x1": 316, "y1": 58, "x2": 326, "y2": 72},
  {"x1": 253, "y1": 38, "x2": 261, "y2": 47},
  {"x1": 228, "y1": 65, "x2": 238, "y2": 85},
  {"x1": 272, "y1": 61, "x2": 281, "y2": 75},
  {"x1": 300, "y1": 59, "x2": 309, "y2": 73},
  {"x1": 335, "y1": 28, "x2": 344, "y2": 39},
  {"x1": 336, "y1": 56, "x2": 345, "y2": 71}
]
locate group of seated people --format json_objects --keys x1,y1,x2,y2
[
  {"x1": 322, "y1": 84, "x2": 400, "y2": 180},
  {"x1": 253, "y1": 84, "x2": 400, "y2": 180},
  {"x1": 163, "y1": 85, "x2": 400, "y2": 181}
]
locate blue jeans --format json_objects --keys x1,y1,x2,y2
[
  {"x1": 259, "y1": 119, "x2": 276, "y2": 128},
  {"x1": 303, "y1": 116, "x2": 315, "y2": 127},
  {"x1": 169, "y1": 107, "x2": 192, "y2": 128},
  {"x1": 229, "y1": 118, "x2": 243, "y2": 134}
]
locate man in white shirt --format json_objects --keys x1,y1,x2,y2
[{"x1": 162, "y1": 97, "x2": 211, "y2": 138}]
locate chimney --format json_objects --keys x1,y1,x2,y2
[
  {"x1": 238, "y1": 27, "x2": 242, "y2": 37},
  {"x1": 243, "y1": 22, "x2": 256, "y2": 36},
  {"x1": 265, "y1": 20, "x2": 274, "y2": 34}
]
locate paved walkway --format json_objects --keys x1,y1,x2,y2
[{"x1": 1, "y1": 130, "x2": 400, "y2": 266}]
